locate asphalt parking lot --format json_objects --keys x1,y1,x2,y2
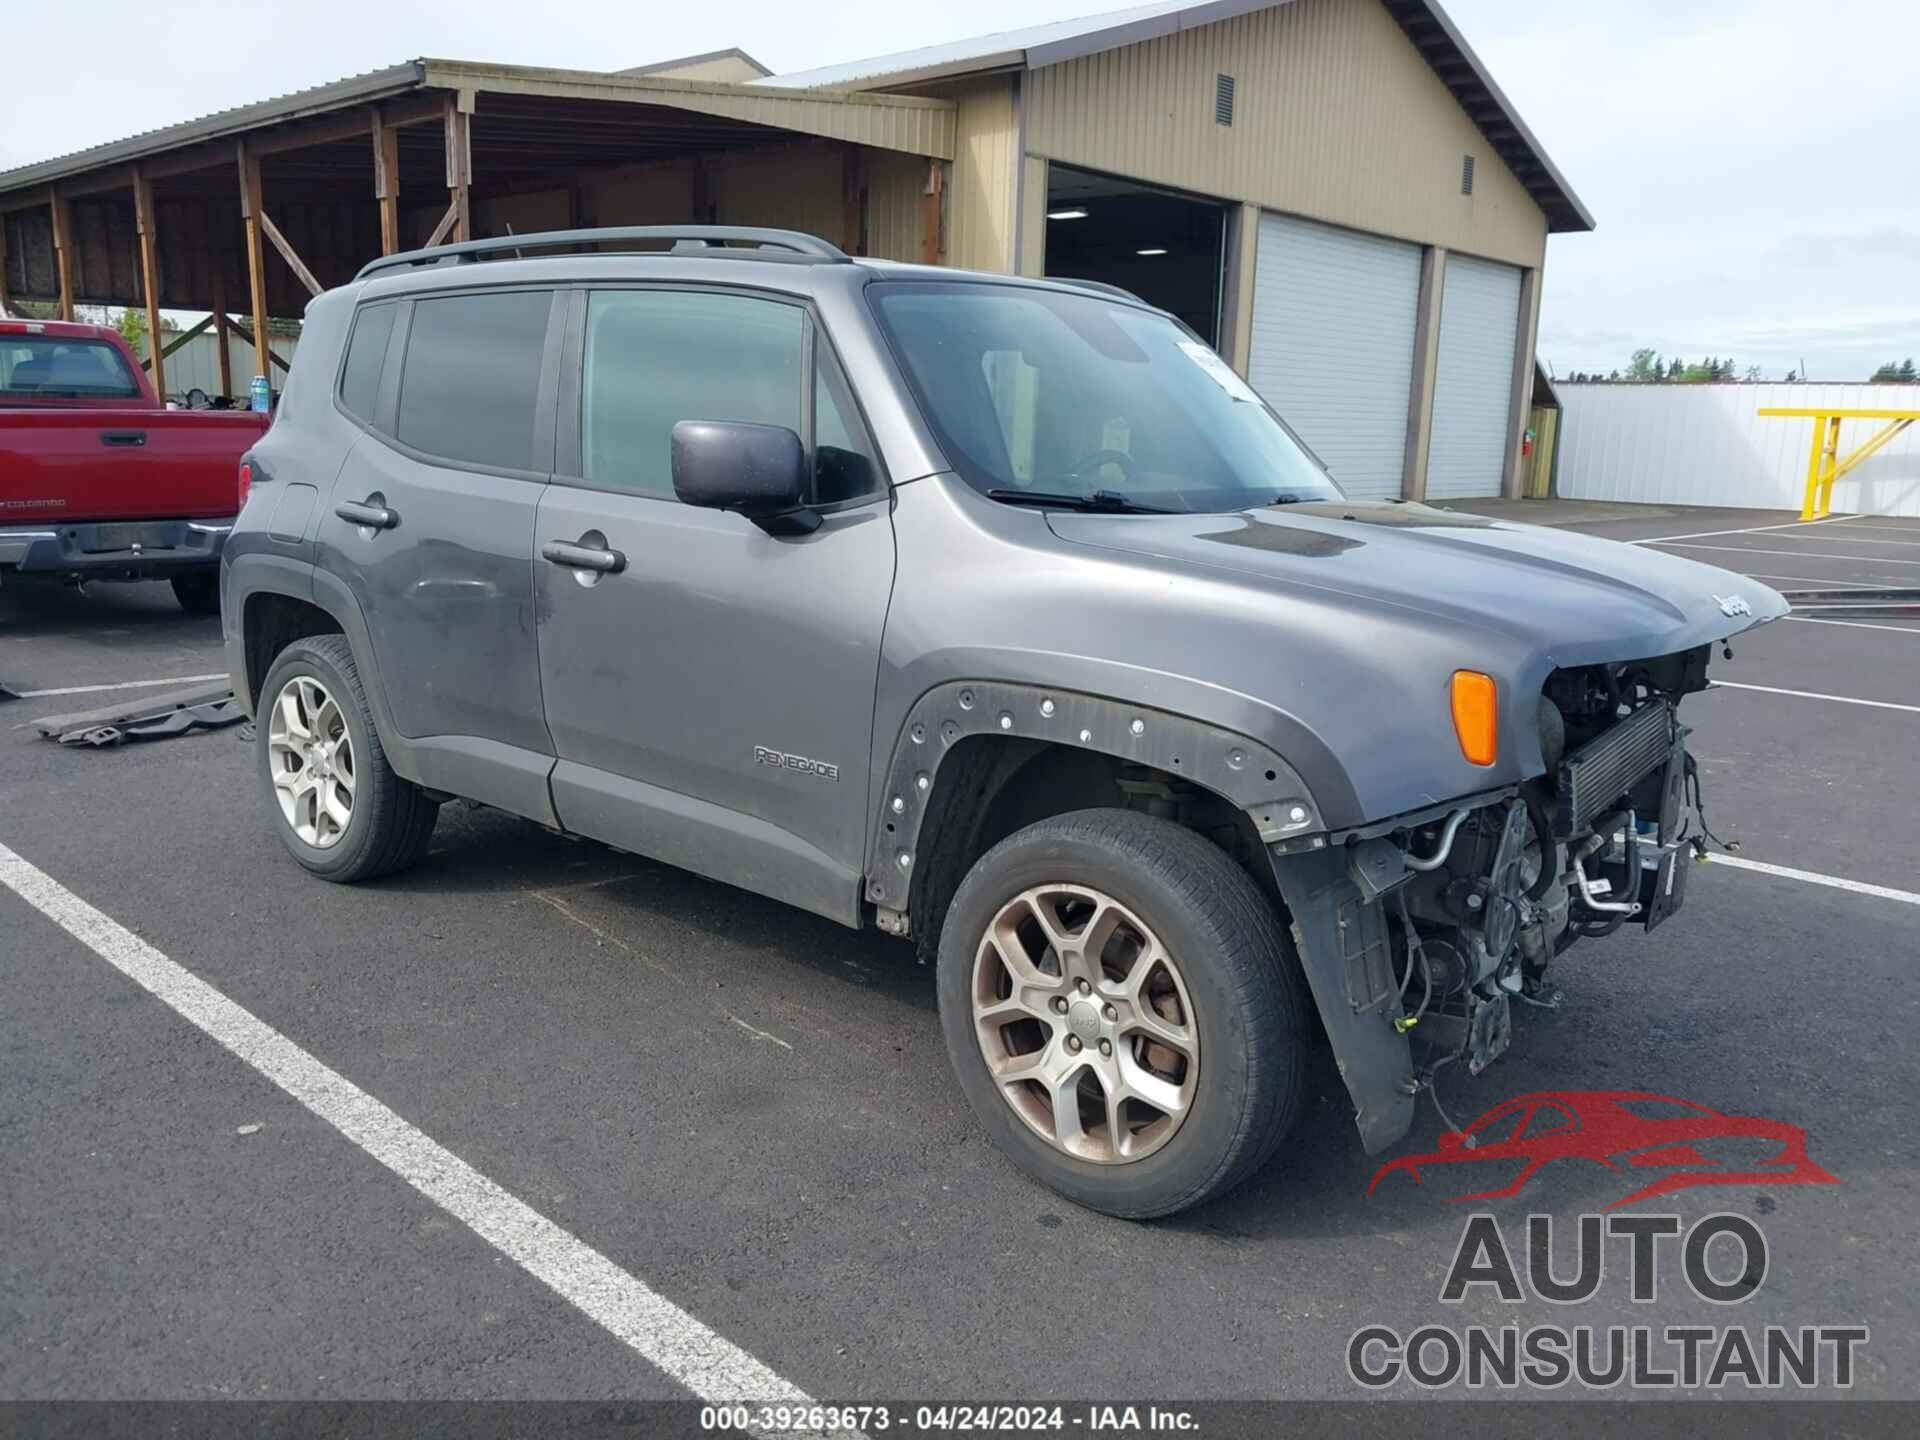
[{"x1": 2, "y1": 502, "x2": 1916, "y2": 1420}]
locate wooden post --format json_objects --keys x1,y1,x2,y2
[
  {"x1": 919, "y1": 160, "x2": 944, "y2": 267},
  {"x1": 210, "y1": 268, "x2": 233, "y2": 399},
  {"x1": 132, "y1": 167, "x2": 166, "y2": 400},
  {"x1": 372, "y1": 107, "x2": 401, "y2": 255},
  {"x1": 443, "y1": 94, "x2": 472, "y2": 244},
  {"x1": 841, "y1": 146, "x2": 866, "y2": 257},
  {"x1": 235, "y1": 141, "x2": 271, "y2": 382},
  {"x1": 49, "y1": 191, "x2": 76, "y2": 321},
  {"x1": 257, "y1": 211, "x2": 323, "y2": 298},
  {"x1": 690, "y1": 157, "x2": 711, "y2": 226},
  {"x1": 0, "y1": 213, "x2": 12, "y2": 318}
]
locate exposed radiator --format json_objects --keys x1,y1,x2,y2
[{"x1": 1554, "y1": 700, "x2": 1674, "y2": 836}]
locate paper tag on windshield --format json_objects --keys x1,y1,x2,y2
[{"x1": 1177, "y1": 340, "x2": 1261, "y2": 403}]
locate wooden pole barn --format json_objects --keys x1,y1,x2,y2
[{"x1": 0, "y1": 62, "x2": 956, "y2": 399}]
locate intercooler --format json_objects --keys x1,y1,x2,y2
[{"x1": 1553, "y1": 699, "x2": 1675, "y2": 837}]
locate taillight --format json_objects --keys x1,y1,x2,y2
[{"x1": 238, "y1": 460, "x2": 252, "y2": 509}]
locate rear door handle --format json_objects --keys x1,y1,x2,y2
[
  {"x1": 100, "y1": 429, "x2": 146, "y2": 447},
  {"x1": 541, "y1": 539, "x2": 626, "y2": 574},
  {"x1": 335, "y1": 500, "x2": 398, "y2": 530}
]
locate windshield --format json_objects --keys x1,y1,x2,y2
[
  {"x1": 869, "y1": 281, "x2": 1340, "y2": 512},
  {"x1": 0, "y1": 337, "x2": 140, "y2": 400}
]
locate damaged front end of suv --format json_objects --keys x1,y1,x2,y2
[{"x1": 1270, "y1": 637, "x2": 1764, "y2": 1155}]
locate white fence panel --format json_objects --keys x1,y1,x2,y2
[
  {"x1": 155, "y1": 331, "x2": 302, "y2": 402},
  {"x1": 1555, "y1": 383, "x2": 1920, "y2": 518}
]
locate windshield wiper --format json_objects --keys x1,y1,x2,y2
[{"x1": 986, "y1": 489, "x2": 1171, "y2": 514}]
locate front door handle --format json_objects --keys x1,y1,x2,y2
[
  {"x1": 542, "y1": 538, "x2": 626, "y2": 574},
  {"x1": 335, "y1": 499, "x2": 398, "y2": 530},
  {"x1": 100, "y1": 429, "x2": 147, "y2": 447}
]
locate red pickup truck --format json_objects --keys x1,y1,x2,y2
[{"x1": 1, "y1": 318, "x2": 268, "y2": 612}]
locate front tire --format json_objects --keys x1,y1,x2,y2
[
  {"x1": 937, "y1": 809, "x2": 1307, "y2": 1218},
  {"x1": 171, "y1": 571, "x2": 220, "y2": 614},
  {"x1": 256, "y1": 634, "x2": 438, "y2": 883}
]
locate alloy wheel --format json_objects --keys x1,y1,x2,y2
[
  {"x1": 267, "y1": 674, "x2": 356, "y2": 849},
  {"x1": 971, "y1": 884, "x2": 1200, "y2": 1164}
]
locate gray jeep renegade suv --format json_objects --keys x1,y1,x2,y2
[{"x1": 224, "y1": 226, "x2": 1785, "y2": 1218}]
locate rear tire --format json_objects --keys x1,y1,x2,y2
[
  {"x1": 937, "y1": 809, "x2": 1307, "y2": 1218},
  {"x1": 171, "y1": 571, "x2": 220, "y2": 615},
  {"x1": 256, "y1": 634, "x2": 438, "y2": 883}
]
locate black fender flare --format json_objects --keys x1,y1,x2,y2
[
  {"x1": 863, "y1": 680, "x2": 1328, "y2": 911},
  {"x1": 229, "y1": 557, "x2": 402, "y2": 760}
]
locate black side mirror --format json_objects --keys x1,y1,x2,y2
[{"x1": 670, "y1": 420, "x2": 818, "y2": 534}]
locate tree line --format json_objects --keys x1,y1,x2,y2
[{"x1": 1561, "y1": 350, "x2": 1919, "y2": 385}]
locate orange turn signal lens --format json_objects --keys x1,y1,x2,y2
[{"x1": 1450, "y1": 670, "x2": 1498, "y2": 767}]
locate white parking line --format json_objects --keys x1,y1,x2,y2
[
  {"x1": 1706, "y1": 854, "x2": 1920, "y2": 908},
  {"x1": 1767, "y1": 532, "x2": 1920, "y2": 548},
  {"x1": 1628, "y1": 516, "x2": 1850, "y2": 546},
  {"x1": 1784, "y1": 616, "x2": 1920, "y2": 635},
  {"x1": 1654, "y1": 543, "x2": 1920, "y2": 568},
  {"x1": 1709, "y1": 680, "x2": 1920, "y2": 713},
  {"x1": 0, "y1": 839, "x2": 822, "y2": 1417},
  {"x1": 15, "y1": 672, "x2": 227, "y2": 699},
  {"x1": 1822, "y1": 521, "x2": 1920, "y2": 534}
]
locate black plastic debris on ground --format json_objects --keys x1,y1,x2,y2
[{"x1": 31, "y1": 681, "x2": 241, "y2": 747}]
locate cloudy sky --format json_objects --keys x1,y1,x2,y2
[{"x1": 3, "y1": 0, "x2": 1913, "y2": 380}]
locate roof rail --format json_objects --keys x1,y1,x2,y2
[
  {"x1": 355, "y1": 226, "x2": 849, "y2": 282},
  {"x1": 1053, "y1": 276, "x2": 1147, "y2": 306}
]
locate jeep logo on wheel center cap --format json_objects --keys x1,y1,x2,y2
[{"x1": 1068, "y1": 1001, "x2": 1103, "y2": 1044}]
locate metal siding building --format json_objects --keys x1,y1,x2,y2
[
  {"x1": 1555, "y1": 384, "x2": 1920, "y2": 519},
  {"x1": 764, "y1": 0, "x2": 1590, "y2": 502},
  {"x1": 0, "y1": 0, "x2": 1586, "y2": 502}
]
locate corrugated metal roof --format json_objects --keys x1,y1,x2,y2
[
  {"x1": 617, "y1": 47, "x2": 771, "y2": 79},
  {"x1": 757, "y1": 0, "x2": 1265, "y2": 89},
  {"x1": 0, "y1": 63, "x2": 425, "y2": 196},
  {"x1": 0, "y1": 56, "x2": 951, "y2": 201},
  {"x1": 419, "y1": 60, "x2": 953, "y2": 158},
  {"x1": 760, "y1": 0, "x2": 1592, "y2": 233}
]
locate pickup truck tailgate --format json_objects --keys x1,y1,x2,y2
[{"x1": 1, "y1": 407, "x2": 269, "y2": 524}]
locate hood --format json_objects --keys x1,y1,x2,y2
[{"x1": 1044, "y1": 500, "x2": 1788, "y2": 667}]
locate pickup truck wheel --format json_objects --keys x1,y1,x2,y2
[
  {"x1": 170, "y1": 572, "x2": 220, "y2": 615},
  {"x1": 256, "y1": 635, "x2": 437, "y2": 883},
  {"x1": 937, "y1": 809, "x2": 1305, "y2": 1218}
]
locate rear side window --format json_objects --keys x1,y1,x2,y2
[
  {"x1": 582, "y1": 290, "x2": 803, "y2": 499},
  {"x1": 0, "y1": 338, "x2": 139, "y2": 399},
  {"x1": 395, "y1": 291, "x2": 552, "y2": 471},
  {"x1": 337, "y1": 302, "x2": 397, "y2": 422}
]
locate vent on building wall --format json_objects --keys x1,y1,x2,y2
[
  {"x1": 1215, "y1": 73, "x2": 1235, "y2": 126},
  {"x1": 1461, "y1": 153, "x2": 1476, "y2": 195}
]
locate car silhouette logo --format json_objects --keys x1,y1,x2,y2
[{"x1": 1366, "y1": 1090, "x2": 1839, "y2": 1209}]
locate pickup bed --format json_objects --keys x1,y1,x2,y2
[{"x1": 1, "y1": 318, "x2": 268, "y2": 612}]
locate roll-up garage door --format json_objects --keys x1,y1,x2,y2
[
  {"x1": 1247, "y1": 213, "x2": 1421, "y2": 502},
  {"x1": 1426, "y1": 253, "x2": 1523, "y2": 500}
]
